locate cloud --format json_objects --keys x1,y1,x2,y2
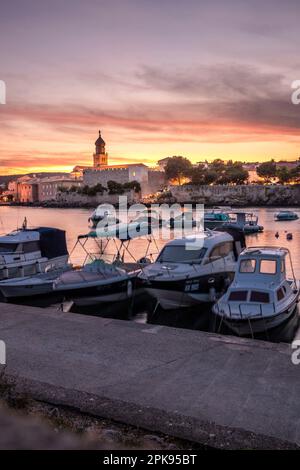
[{"x1": 1, "y1": 62, "x2": 300, "y2": 174}]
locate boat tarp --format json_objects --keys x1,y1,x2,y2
[
  {"x1": 78, "y1": 221, "x2": 152, "y2": 241},
  {"x1": 28, "y1": 227, "x2": 68, "y2": 259}
]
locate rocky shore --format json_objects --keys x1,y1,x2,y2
[
  {"x1": 6, "y1": 184, "x2": 300, "y2": 208},
  {"x1": 168, "y1": 184, "x2": 300, "y2": 206}
]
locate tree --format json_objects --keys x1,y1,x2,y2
[
  {"x1": 165, "y1": 156, "x2": 193, "y2": 185},
  {"x1": 277, "y1": 166, "x2": 291, "y2": 184},
  {"x1": 223, "y1": 161, "x2": 248, "y2": 185},
  {"x1": 123, "y1": 180, "x2": 141, "y2": 193},
  {"x1": 190, "y1": 164, "x2": 218, "y2": 185},
  {"x1": 107, "y1": 181, "x2": 125, "y2": 195},
  {"x1": 256, "y1": 160, "x2": 277, "y2": 183}
]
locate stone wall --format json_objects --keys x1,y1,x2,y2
[
  {"x1": 56, "y1": 190, "x2": 138, "y2": 207},
  {"x1": 142, "y1": 170, "x2": 166, "y2": 196},
  {"x1": 169, "y1": 184, "x2": 300, "y2": 206},
  {"x1": 83, "y1": 168, "x2": 129, "y2": 186}
]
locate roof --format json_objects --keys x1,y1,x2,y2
[
  {"x1": 95, "y1": 130, "x2": 105, "y2": 146},
  {"x1": 0, "y1": 227, "x2": 66, "y2": 244},
  {"x1": 163, "y1": 231, "x2": 233, "y2": 248},
  {"x1": 39, "y1": 177, "x2": 82, "y2": 184},
  {"x1": 84, "y1": 163, "x2": 148, "y2": 172},
  {"x1": 240, "y1": 247, "x2": 288, "y2": 259}
]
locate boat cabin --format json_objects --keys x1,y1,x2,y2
[
  {"x1": 0, "y1": 227, "x2": 68, "y2": 280},
  {"x1": 216, "y1": 247, "x2": 296, "y2": 318},
  {"x1": 156, "y1": 231, "x2": 242, "y2": 266}
]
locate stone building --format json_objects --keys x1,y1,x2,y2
[
  {"x1": 73, "y1": 130, "x2": 165, "y2": 197},
  {"x1": 83, "y1": 163, "x2": 149, "y2": 188},
  {"x1": 16, "y1": 178, "x2": 39, "y2": 203},
  {"x1": 12, "y1": 176, "x2": 82, "y2": 203},
  {"x1": 38, "y1": 177, "x2": 82, "y2": 202}
]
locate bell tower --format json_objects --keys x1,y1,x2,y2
[{"x1": 93, "y1": 130, "x2": 108, "y2": 167}]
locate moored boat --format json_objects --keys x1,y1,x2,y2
[
  {"x1": 0, "y1": 266, "x2": 71, "y2": 300},
  {"x1": 274, "y1": 210, "x2": 299, "y2": 221},
  {"x1": 0, "y1": 224, "x2": 69, "y2": 283},
  {"x1": 212, "y1": 246, "x2": 299, "y2": 337},
  {"x1": 137, "y1": 228, "x2": 245, "y2": 310},
  {"x1": 204, "y1": 209, "x2": 231, "y2": 230},
  {"x1": 222, "y1": 211, "x2": 263, "y2": 234},
  {"x1": 53, "y1": 259, "x2": 134, "y2": 307}
]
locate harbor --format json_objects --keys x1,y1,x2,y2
[
  {"x1": 0, "y1": 205, "x2": 300, "y2": 450},
  {"x1": 1, "y1": 205, "x2": 300, "y2": 342}
]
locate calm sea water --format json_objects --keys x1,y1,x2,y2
[{"x1": 1, "y1": 205, "x2": 300, "y2": 277}]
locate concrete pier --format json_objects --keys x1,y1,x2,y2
[{"x1": 0, "y1": 303, "x2": 299, "y2": 449}]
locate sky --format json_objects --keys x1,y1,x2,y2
[{"x1": 1, "y1": 0, "x2": 300, "y2": 175}]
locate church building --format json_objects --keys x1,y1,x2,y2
[
  {"x1": 71, "y1": 130, "x2": 165, "y2": 196},
  {"x1": 79, "y1": 130, "x2": 149, "y2": 189}
]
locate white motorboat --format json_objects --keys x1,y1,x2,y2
[
  {"x1": 212, "y1": 246, "x2": 299, "y2": 336},
  {"x1": 0, "y1": 224, "x2": 69, "y2": 283},
  {"x1": 137, "y1": 228, "x2": 245, "y2": 310}
]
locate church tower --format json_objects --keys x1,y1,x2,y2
[{"x1": 93, "y1": 130, "x2": 108, "y2": 167}]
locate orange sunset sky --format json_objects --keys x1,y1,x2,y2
[{"x1": 1, "y1": 0, "x2": 300, "y2": 175}]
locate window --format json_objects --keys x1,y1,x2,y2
[
  {"x1": 240, "y1": 259, "x2": 256, "y2": 273},
  {"x1": 22, "y1": 241, "x2": 40, "y2": 253},
  {"x1": 260, "y1": 259, "x2": 277, "y2": 274},
  {"x1": 207, "y1": 242, "x2": 233, "y2": 262},
  {"x1": 250, "y1": 291, "x2": 270, "y2": 303},
  {"x1": 157, "y1": 245, "x2": 207, "y2": 264},
  {"x1": 0, "y1": 243, "x2": 19, "y2": 253},
  {"x1": 228, "y1": 290, "x2": 248, "y2": 301},
  {"x1": 277, "y1": 288, "x2": 285, "y2": 301}
]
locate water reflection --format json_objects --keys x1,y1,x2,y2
[{"x1": 1, "y1": 205, "x2": 299, "y2": 342}]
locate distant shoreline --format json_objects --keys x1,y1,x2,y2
[{"x1": 2, "y1": 201, "x2": 300, "y2": 209}]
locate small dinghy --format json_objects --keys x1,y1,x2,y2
[
  {"x1": 212, "y1": 246, "x2": 299, "y2": 337},
  {"x1": 275, "y1": 211, "x2": 299, "y2": 221}
]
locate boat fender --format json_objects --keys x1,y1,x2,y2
[
  {"x1": 208, "y1": 278, "x2": 216, "y2": 302},
  {"x1": 127, "y1": 280, "x2": 133, "y2": 297}
]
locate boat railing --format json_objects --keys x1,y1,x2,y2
[{"x1": 215, "y1": 300, "x2": 276, "y2": 319}]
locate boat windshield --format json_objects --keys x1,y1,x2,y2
[
  {"x1": 157, "y1": 246, "x2": 207, "y2": 264},
  {"x1": 0, "y1": 243, "x2": 19, "y2": 253}
]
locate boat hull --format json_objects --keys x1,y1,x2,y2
[
  {"x1": 212, "y1": 301, "x2": 299, "y2": 337},
  {"x1": 0, "y1": 281, "x2": 53, "y2": 299},
  {"x1": 139, "y1": 271, "x2": 235, "y2": 310},
  {"x1": 55, "y1": 277, "x2": 134, "y2": 307}
]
